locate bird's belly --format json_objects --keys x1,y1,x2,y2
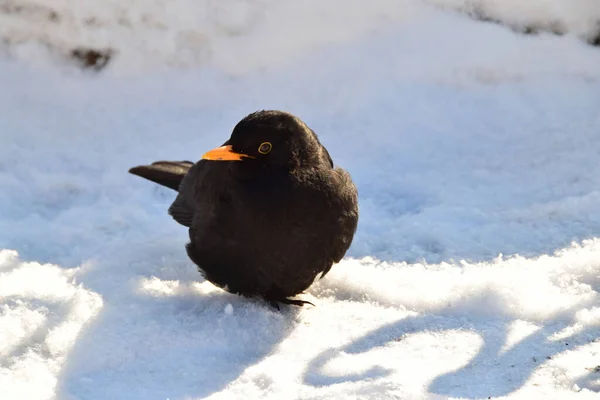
[{"x1": 186, "y1": 223, "x2": 328, "y2": 298}]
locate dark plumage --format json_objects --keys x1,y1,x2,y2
[{"x1": 129, "y1": 110, "x2": 359, "y2": 308}]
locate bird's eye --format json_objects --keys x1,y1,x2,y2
[{"x1": 258, "y1": 142, "x2": 272, "y2": 154}]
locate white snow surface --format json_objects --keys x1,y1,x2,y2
[
  {"x1": 428, "y1": 0, "x2": 600, "y2": 38},
  {"x1": 1, "y1": 1, "x2": 600, "y2": 399}
]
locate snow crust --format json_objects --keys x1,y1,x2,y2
[{"x1": 1, "y1": 0, "x2": 600, "y2": 399}]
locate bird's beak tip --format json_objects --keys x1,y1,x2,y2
[{"x1": 202, "y1": 145, "x2": 249, "y2": 161}]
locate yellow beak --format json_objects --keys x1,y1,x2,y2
[{"x1": 201, "y1": 145, "x2": 253, "y2": 161}]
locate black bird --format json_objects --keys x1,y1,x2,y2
[{"x1": 129, "y1": 110, "x2": 359, "y2": 308}]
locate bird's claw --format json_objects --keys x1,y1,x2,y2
[{"x1": 268, "y1": 298, "x2": 316, "y2": 310}]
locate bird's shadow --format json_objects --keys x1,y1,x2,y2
[
  {"x1": 303, "y1": 294, "x2": 600, "y2": 397},
  {"x1": 55, "y1": 283, "x2": 300, "y2": 399},
  {"x1": 53, "y1": 239, "x2": 302, "y2": 400}
]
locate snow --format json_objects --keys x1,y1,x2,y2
[
  {"x1": 0, "y1": 250, "x2": 102, "y2": 399},
  {"x1": 1, "y1": 0, "x2": 600, "y2": 399},
  {"x1": 428, "y1": 0, "x2": 600, "y2": 41}
]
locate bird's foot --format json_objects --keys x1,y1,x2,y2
[
  {"x1": 268, "y1": 300, "x2": 281, "y2": 310},
  {"x1": 282, "y1": 298, "x2": 316, "y2": 307},
  {"x1": 267, "y1": 298, "x2": 316, "y2": 310}
]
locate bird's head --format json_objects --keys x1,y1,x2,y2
[{"x1": 201, "y1": 110, "x2": 331, "y2": 170}]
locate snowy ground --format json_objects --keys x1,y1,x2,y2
[{"x1": 1, "y1": 1, "x2": 600, "y2": 399}]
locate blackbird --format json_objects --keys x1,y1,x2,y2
[{"x1": 129, "y1": 110, "x2": 359, "y2": 308}]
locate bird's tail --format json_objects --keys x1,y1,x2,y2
[{"x1": 129, "y1": 161, "x2": 193, "y2": 191}]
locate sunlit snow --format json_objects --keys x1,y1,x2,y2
[{"x1": 1, "y1": 0, "x2": 599, "y2": 399}]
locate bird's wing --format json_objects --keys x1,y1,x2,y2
[
  {"x1": 166, "y1": 161, "x2": 208, "y2": 228},
  {"x1": 168, "y1": 193, "x2": 195, "y2": 227},
  {"x1": 328, "y1": 168, "x2": 359, "y2": 264}
]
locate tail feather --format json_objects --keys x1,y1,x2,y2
[{"x1": 129, "y1": 161, "x2": 193, "y2": 191}]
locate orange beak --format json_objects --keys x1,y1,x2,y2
[{"x1": 201, "y1": 145, "x2": 253, "y2": 161}]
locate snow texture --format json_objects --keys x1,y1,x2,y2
[
  {"x1": 1, "y1": 1, "x2": 600, "y2": 399},
  {"x1": 429, "y1": 0, "x2": 600, "y2": 39}
]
